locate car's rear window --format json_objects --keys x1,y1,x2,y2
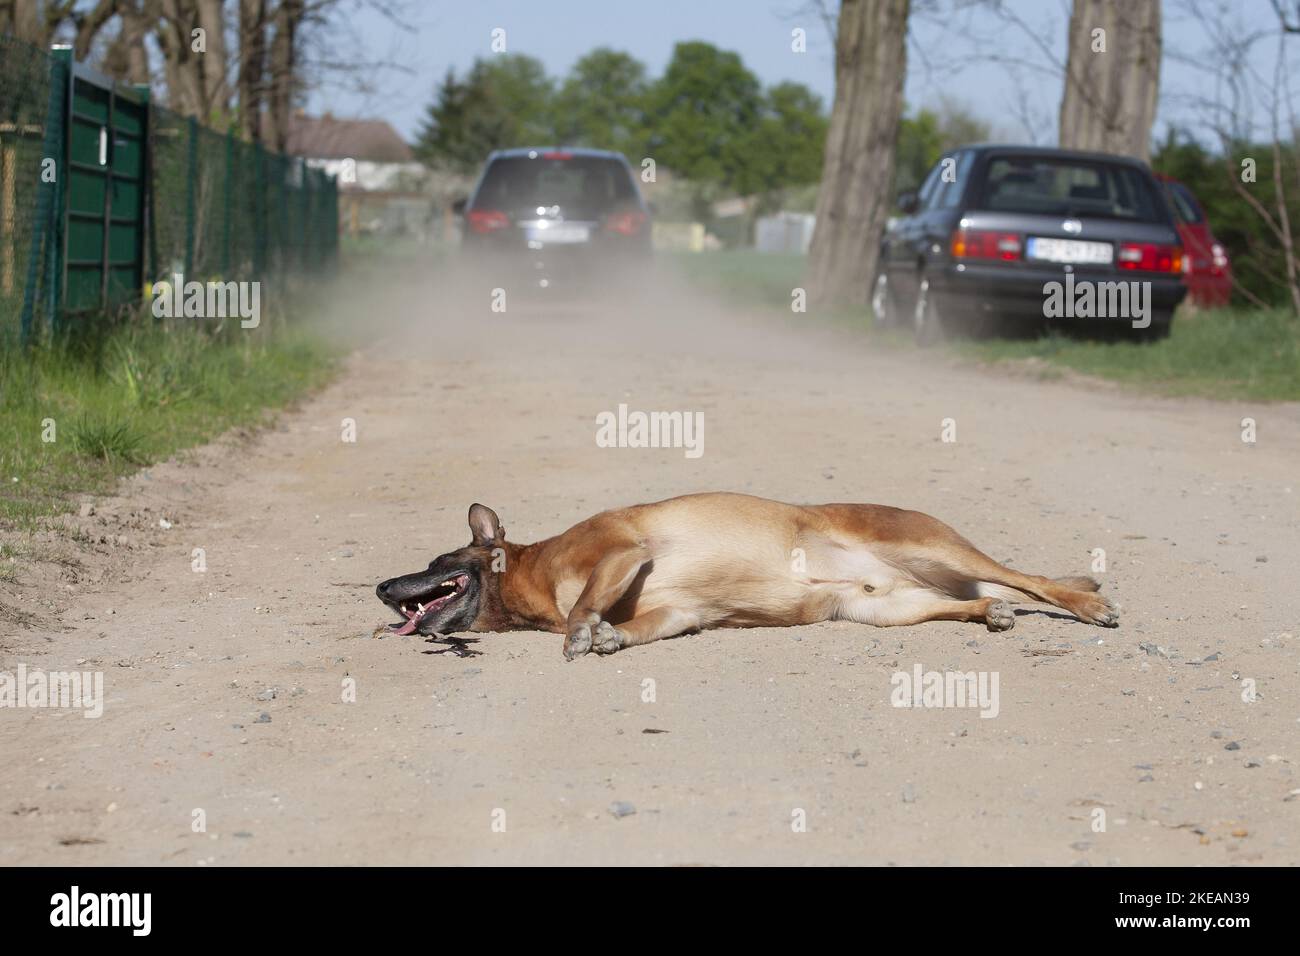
[
  {"x1": 1165, "y1": 181, "x2": 1204, "y2": 224},
  {"x1": 474, "y1": 155, "x2": 637, "y2": 217},
  {"x1": 974, "y1": 156, "x2": 1163, "y2": 222}
]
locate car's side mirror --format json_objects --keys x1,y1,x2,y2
[
  {"x1": 896, "y1": 191, "x2": 919, "y2": 215},
  {"x1": 451, "y1": 197, "x2": 467, "y2": 216}
]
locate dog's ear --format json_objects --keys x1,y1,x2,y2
[{"x1": 468, "y1": 503, "x2": 504, "y2": 546}]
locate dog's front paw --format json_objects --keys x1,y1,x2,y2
[
  {"x1": 563, "y1": 623, "x2": 593, "y2": 660},
  {"x1": 591, "y1": 620, "x2": 625, "y2": 655}
]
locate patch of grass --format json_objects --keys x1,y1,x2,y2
[
  {"x1": 1, "y1": 315, "x2": 339, "y2": 527},
  {"x1": 664, "y1": 248, "x2": 890, "y2": 332},
  {"x1": 670, "y1": 250, "x2": 1300, "y2": 401},
  {"x1": 667, "y1": 248, "x2": 808, "y2": 308},
  {"x1": 69, "y1": 417, "x2": 147, "y2": 463},
  {"x1": 958, "y1": 307, "x2": 1300, "y2": 401}
]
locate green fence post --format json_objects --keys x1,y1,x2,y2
[
  {"x1": 184, "y1": 114, "x2": 197, "y2": 278},
  {"x1": 223, "y1": 128, "x2": 232, "y2": 278},
  {"x1": 299, "y1": 157, "x2": 308, "y2": 271},
  {"x1": 20, "y1": 46, "x2": 71, "y2": 344},
  {"x1": 253, "y1": 144, "x2": 265, "y2": 279}
]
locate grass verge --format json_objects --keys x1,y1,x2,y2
[
  {"x1": 670, "y1": 249, "x2": 1300, "y2": 401},
  {"x1": 1, "y1": 315, "x2": 339, "y2": 529},
  {"x1": 956, "y1": 307, "x2": 1300, "y2": 401}
]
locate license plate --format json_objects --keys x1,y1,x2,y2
[
  {"x1": 1026, "y1": 237, "x2": 1113, "y2": 264},
  {"x1": 525, "y1": 223, "x2": 589, "y2": 244}
]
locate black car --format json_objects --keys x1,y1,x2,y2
[
  {"x1": 457, "y1": 147, "x2": 652, "y2": 291},
  {"x1": 874, "y1": 145, "x2": 1187, "y2": 341}
]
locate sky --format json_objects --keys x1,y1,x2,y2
[{"x1": 306, "y1": 0, "x2": 1292, "y2": 149}]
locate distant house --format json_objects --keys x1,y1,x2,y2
[{"x1": 278, "y1": 112, "x2": 430, "y2": 238}]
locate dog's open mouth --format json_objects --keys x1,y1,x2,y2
[{"x1": 388, "y1": 573, "x2": 470, "y2": 635}]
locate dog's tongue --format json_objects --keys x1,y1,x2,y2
[{"x1": 390, "y1": 617, "x2": 419, "y2": 636}]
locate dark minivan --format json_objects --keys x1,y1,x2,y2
[
  {"x1": 457, "y1": 147, "x2": 651, "y2": 290},
  {"x1": 874, "y1": 145, "x2": 1187, "y2": 341}
]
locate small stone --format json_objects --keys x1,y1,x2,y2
[
  {"x1": 608, "y1": 801, "x2": 636, "y2": 818},
  {"x1": 254, "y1": 712, "x2": 271, "y2": 724},
  {"x1": 1224, "y1": 741, "x2": 1241, "y2": 751},
  {"x1": 255, "y1": 689, "x2": 277, "y2": 701},
  {"x1": 901, "y1": 783, "x2": 917, "y2": 803},
  {"x1": 1255, "y1": 555, "x2": 1267, "y2": 562}
]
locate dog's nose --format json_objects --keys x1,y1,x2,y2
[{"x1": 376, "y1": 579, "x2": 392, "y2": 601}]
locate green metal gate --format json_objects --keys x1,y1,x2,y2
[
  {"x1": 3, "y1": 36, "x2": 338, "y2": 346},
  {"x1": 62, "y1": 55, "x2": 148, "y2": 314}
]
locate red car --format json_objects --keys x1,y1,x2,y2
[{"x1": 1155, "y1": 173, "x2": 1233, "y2": 307}]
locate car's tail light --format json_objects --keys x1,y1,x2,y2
[
  {"x1": 465, "y1": 209, "x2": 510, "y2": 234},
  {"x1": 541, "y1": 151, "x2": 573, "y2": 160},
  {"x1": 1117, "y1": 242, "x2": 1183, "y2": 273},
  {"x1": 950, "y1": 229, "x2": 1022, "y2": 261},
  {"x1": 1211, "y1": 243, "x2": 1229, "y2": 272},
  {"x1": 605, "y1": 209, "x2": 647, "y2": 236}
]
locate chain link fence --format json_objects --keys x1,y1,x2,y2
[
  {"x1": 0, "y1": 35, "x2": 338, "y2": 347},
  {"x1": 0, "y1": 34, "x2": 64, "y2": 347}
]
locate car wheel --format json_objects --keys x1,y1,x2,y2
[
  {"x1": 870, "y1": 271, "x2": 896, "y2": 327},
  {"x1": 912, "y1": 277, "x2": 946, "y2": 346}
]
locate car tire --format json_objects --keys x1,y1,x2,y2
[
  {"x1": 912, "y1": 276, "x2": 947, "y2": 346},
  {"x1": 870, "y1": 270, "x2": 897, "y2": 327}
]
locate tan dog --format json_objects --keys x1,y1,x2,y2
[{"x1": 375, "y1": 492, "x2": 1118, "y2": 659}]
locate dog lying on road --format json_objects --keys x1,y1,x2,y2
[{"x1": 376, "y1": 492, "x2": 1118, "y2": 659}]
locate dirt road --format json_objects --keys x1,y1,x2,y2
[{"x1": 3, "y1": 260, "x2": 1298, "y2": 865}]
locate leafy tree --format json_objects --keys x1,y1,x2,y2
[
  {"x1": 642, "y1": 41, "x2": 763, "y2": 204},
  {"x1": 551, "y1": 48, "x2": 649, "y2": 157},
  {"x1": 415, "y1": 55, "x2": 555, "y2": 173},
  {"x1": 737, "y1": 82, "x2": 828, "y2": 200}
]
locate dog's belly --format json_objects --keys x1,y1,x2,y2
[{"x1": 615, "y1": 535, "x2": 915, "y2": 629}]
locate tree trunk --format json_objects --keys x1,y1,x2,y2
[
  {"x1": 196, "y1": 0, "x2": 229, "y2": 117},
  {"x1": 238, "y1": 0, "x2": 267, "y2": 142},
  {"x1": 806, "y1": 0, "x2": 909, "y2": 308},
  {"x1": 1058, "y1": 0, "x2": 1161, "y2": 162},
  {"x1": 72, "y1": 0, "x2": 119, "y2": 62},
  {"x1": 158, "y1": 0, "x2": 205, "y2": 116},
  {"x1": 102, "y1": 0, "x2": 160, "y2": 85},
  {"x1": 267, "y1": 0, "x2": 304, "y2": 153}
]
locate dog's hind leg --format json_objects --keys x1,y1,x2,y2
[
  {"x1": 563, "y1": 546, "x2": 650, "y2": 660},
  {"x1": 590, "y1": 606, "x2": 700, "y2": 655},
  {"x1": 894, "y1": 538, "x2": 1118, "y2": 628}
]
